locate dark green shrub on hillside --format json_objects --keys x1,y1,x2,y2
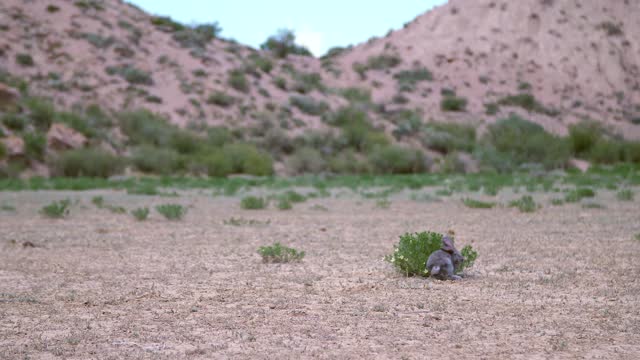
[
  {"x1": 223, "y1": 143, "x2": 274, "y2": 176},
  {"x1": 368, "y1": 145, "x2": 426, "y2": 174},
  {"x1": 172, "y1": 22, "x2": 220, "y2": 48},
  {"x1": 441, "y1": 96, "x2": 468, "y2": 112},
  {"x1": 328, "y1": 150, "x2": 371, "y2": 174},
  {"x1": 422, "y1": 123, "x2": 476, "y2": 154},
  {"x1": 497, "y1": 93, "x2": 558, "y2": 116},
  {"x1": 0, "y1": 142, "x2": 6, "y2": 161},
  {"x1": 290, "y1": 96, "x2": 329, "y2": 116},
  {"x1": 207, "y1": 126, "x2": 234, "y2": 147},
  {"x1": 1, "y1": 113, "x2": 26, "y2": 131},
  {"x1": 192, "y1": 151, "x2": 232, "y2": 177},
  {"x1": 16, "y1": 53, "x2": 34, "y2": 67},
  {"x1": 479, "y1": 115, "x2": 570, "y2": 171},
  {"x1": 367, "y1": 54, "x2": 401, "y2": 70},
  {"x1": 228, "y1": 69, "x2": 249, "y2": 93},
  {"x1": 287, "y1": 147, "x2": 326, "y2": 174},
  {"x1": 55, "y1": 111, "x2": 98, "y2": 138},
  {"x1": 24, "y1": 97, "x2": 55, "y2": 130},
  {"x1": 250, "y1": 54, "x2": 273, "y2": 73},
  {"x1": 130, "y1": 146, "x2": 185, "y2": 175},
  {"x1": 150, "y1": 16, "x2": 185, "y2": 32},
  {"x1": 341, "y1": 123, "x2": 389, "y2": 152},
  {"x1": 341, "y1": 87, "x2": 371, "y2": 103},
  {"x1": 207, "y1": 91, "x2": 235, "y2": 107},
  {"x1": 23, "y1": 133, "x2": 46, "y2": 160},
  {"x1": 50, "y1": 148, "x2": 124, "y2": 178},
  {"x1": 106, "y1": 65, "x2": 153, "y2": 85},
  {"x1": 118, "y1": 110, "x2": 177, "y2": 147},
  {"x1": 260, "y1": 29, "x2": 312, "y2": 58},
  {"x1": 394, "y1": 67, "x2": 433, "y2": 89},
  {"x1": 292, "y1": 72, "x2": 325, "y2": 94},
  {"x1": 569, "y1": 120, "x2": 604, "y2": 156}
]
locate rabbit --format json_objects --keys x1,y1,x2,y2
[{"x1": 426, "y1": 235, "x2": 464, "y2": 280}]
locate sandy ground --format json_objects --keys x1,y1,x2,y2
[{"x1": 0, "y1": 189, "x2": 639, "y2": 359}]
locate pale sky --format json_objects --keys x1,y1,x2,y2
[{"x1": 127, "y1": 0, "x2": 448, "y2": 56}]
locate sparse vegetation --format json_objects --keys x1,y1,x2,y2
[
  {"x1": 261, "y1": 29, "x2": 312, "y2": 58},
  {"x1": 106, "y1": 65, "x2": 153, "y2": 85},
  {"x1": 207, "y1": 91, "x2": 235, "y2": 107},
  {"x1": 15, "y1": 54, "x2": 34, "y2": 67},
  {"x1": 40, "y1": 199, "x2": 71, "y2": 218},
  {"x1": 509, "y1": 195, "x2": 538, "y2": 213},
  {"x1": 616, "y1": 189, "x2": 634, "y2": 201},
  {"x1": 156, "y1": 204, "x2": 186, "y2": 220},
  {"x1": 290, "y1": 96, "x2": 329, "y2": 116},
  {"x1": 463, "y1": 198, "x2": 496, "y2": 209},
  {"x1": 497, "y1": 93, "x2": 558, "y2": 116},
  {"x1": 228, "y1": 69, "x2": 250, "y2": 93},
  {"x1": 258, "y1": 243, "x2": 305, "y2": 263},
  {"x1": 241, "y1": 196, "x2": 267, "y2": 210},
  {"x1": 50, "y1": 148, "x2": 125, "y2": 178},
  {"x1": 131, "y1": 207, "x2": 150, "y2": 221},
  {"x1": 441, "y1": 96, "x2": 468, "y2": 112}
]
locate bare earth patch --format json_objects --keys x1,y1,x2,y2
[{"x1": 1, "y1": 191, "x2": 639, "y2": 359}]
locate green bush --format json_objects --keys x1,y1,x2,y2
[
  {"x1": 287, "y1": 147, "x2": 326, "y2": 174},
  {"x1": 480, "y1": 115, "x2": 570, "y2": 171},
  {"x1": 207, "y1": 91, "x2": 235, "y2": 107},
  {"x1": 40, "y1": 199, "x2": 71, "y2": 218},
  {"x1": 2, "y1": 113, "x2": 26, "y2": 131},
  {"x1": 55, "y1": 111, "x2": 98, "y2": 138},
  {"x1": 241, "y1": 196, "x2": 266, "y2": 210},
  {"x1": 106, "y1": 65, "x2": 153, "y2": 85},
  {"x1": 260, "y1": 29, "x2": 312, "y2": 58},
  {"x1": 273, "y1": 77, "x2": 287, "y2": 90},
  {"x1": 130, "y1": 146, "x2": 185, "y2": 175},
  {"x1": 463, "y1": 198, "x2": 496, "y2": 209},
  {"x1": 366, "y1": 54, "x2": 401, "y2": 70},
  {"x1": 385, "y1": 232, "x2": 477, "y2": 277},
  {"x1": 50, "y1": 148, "x2": 124, "y2": 178},
  {"x1": 564, "y1": 187, "x2": 596, "y2": 203},
  {"x1": 207, "y1": 126, "x2": 234, "y2": 147},
  {"x1": 368, "y1": 145, "x2": 426, "y2": 174},
  {"x1": 23, "y1": 133, "x2": 46, "y2": 161},
  {"x1": 0, "y1": 142, "x2": 6, "y2": 161},
  {"x1": 290, "y1": 96, "x2": 329, "y2": 116},
  {"x1": 25, "y1": 97, "x2": 56, "y2": 130},
  {"x1": 568, "y1": 120, "x2": 603, "y2": 156},
  {"x1": 15, "y1": 53, "x2": 34, "y2": 67},
  {"x1": 277, "y1": 198, "x2": 293, "y2": 210},
  {"x1": 497, "y1": 93, "x2": 557, "y2": 116},
  {"x1": 341, "y1": 87, "x2": 371, "y2": 103},
  {"x1": 616, "y1": 189, "x2": 634, "y2": 201},
  {"x1": 150, "y1": 16, "x2": 185, "y2": 32},
  {"x1": 394, "y1": 67, "x2": 433, "y2": 89},
  {"x1": 292, "y1": 72, "x2": 325, "y2": 94},
  {"x1": 328, "y1": 150, "x2": 371, "y2": 174},
  {"x1": 441, "y1": 96, "x2": 468, "y2": 112},
  {"x1": 156, "y1": 204, "x2": 186, "y2": 220},
  {"x1": 119, "y1": 110, "x2": 179, "y2": 147},
  {"x1": 250, "y1": 54, "x2": 273, "y2": 73},
  {"x1": 223, "y1": 143, "x2": 273, "y2": 176},
  {"x1": 422, "y1": 123, "x2": 476, "y2": 154},
  {"x1": 192, "y1": 150, "x2": 232, "y2": 177},
  {"x1": 228, "y1": 69, "x2": 250, "y2": 93},
  {"x1": 131, "y1": 207, "x2": 150, "y2": 221},
  {"x1": 258, "y1": 243, "x2": 305, "y2": 263},
  {"x1": 509, "y1": 195, "x2": 538, "y2": 212}
]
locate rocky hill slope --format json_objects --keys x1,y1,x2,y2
[{"x1": 1, "y1": 0, "x2": 639, "y2": 177}]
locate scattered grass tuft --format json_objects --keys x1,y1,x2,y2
[
  {"x1": 156, "y1": 204, "x2": 186, "y2": 220},
  {"x1": 241, "y1": 196, "x2": 267, "y2": 210},
  {"x1": 131, "y1": 207, "x2": 150, "y2": 221},
  {"x1": 258, "y1": 243, "x2": 305, "y2": 263},
  {"x1": 462, "y1": 198, "x2": 496, "y2": 209},
  {"x1": 509, "y1": 195, "x2": 538, "y2": 213},
  {"x1": 616, "y1": 189, "x2": 634, "y2": 201},
  {"x1": 40, "y1": 199, "x2": 71, "y2": 218}
]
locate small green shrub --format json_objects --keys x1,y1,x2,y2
[
  {"x1": 223, "y1": 143, "x2": 274, "y2": 176},
  {"x1": 2, "y1": 113, "x2": 26, "y2": 131},
  {"x1": 16, "y1": 54, "x2": 34, "y2": 67},
  {"x1": 635, "y1": 234, "x2": 640, "y2": 241},
  {"x1": 366, "y1": 54, "x2": 401, "y2": 70},
  {"x1": 40, "y1": 199, "x2": 71, "y2": 219},
  {"x1": 368, "y1": 146, "x2": 426, "y2": 174},
  {"x1": 130, "y1": 146, "x2": 185, "y2": 175},
  {"x1": 228, "y1": 69, "x2": 249, "y2": 93},
  {"x1": 616, "y1": 189, "x2": 634, "y2": 201},
  {"x1": 287, "y1": 147, "x2": 327, "y2": 175},
  {"x1": 207, "y1": 91, "x2": 235, "y2": 107},
  {"x1": 463, "y1": 198, "x2": 496, "y2": 209},
  {"x1": 422, "y1": 123, "x2": 476, "y2": 154},
  {"x1": 23, "y1": 133, "x2": 46, "y2": 161},
  {"x1": 290, "y1": 96, "x2": 329, "y2": 116},
  {"x1": 497, "y1": 93, "x2": 557, "y2": 116},
  {"x1": 156, "y1": 204, "x2": 186, "y2": 220},
  {"x1": 394, "y1": 67, "x2": 433, "y2": 89},
  {"x1": 258, "y1": 243, "x2": 305, "y2": 263},
  {"x1": 375, "y1": 198, "x2": 391, "y2": 209},
  {"x1": 568, "y1": 120, "x2": 603, "y2": 156},
  {"x1": 150, "y1": 16, "x2": 185, "y2": 32},
  {"x1": 273, "y1": 77, "x2": 287, "y2": 90},
  {"x1": 241, "y1": 196, "x2": 267, "y2": 210},
  {"x1": 509, "y1": 195, "x2": 538, "y2": 213},
  {"x1": 46, "y1": 5, "x2": 60, "y2": 12},
  {"x1": 131, "y1": 207, "x2": 150, "y2": 221},
  {"x1": 91, "y1": 196, "x2": 104, "y2": 208},
  {"x1": 341, "y1": 87, "x2": 371, "y2": 103},
  {"x1": 106, "y1": 65, "x2": 153, "y2": 85},
  {"x1": 384, "y1": 232, "x2": 477, "y2": 277},
  {"x1": 24, "y1": 97, "x2": 55, "y2": 130},
  {"x1": 50, "y1": 148, "x2": 125, "y2": 178},
  {"x1": 0, "y1": 142, "x2": 6, "y2": 161},
  {"x1": 564, "y1": 187, "x2": 596, "y2": 203},
  {"x1": 441, "y1": 96, "x2": 468, "y2": 112},
  {"x1": 277, "y1": 198, "x2": 292, "y2": 210},
  {"x1": 193, "y1": 151, "x2": 232, "y2": 177},
  {"x1": 551, "y1": 198, "x2": 564, "y2": 206},
  {"x1": 281, "y1": 190, "x2": 307, "y2": 203}
]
